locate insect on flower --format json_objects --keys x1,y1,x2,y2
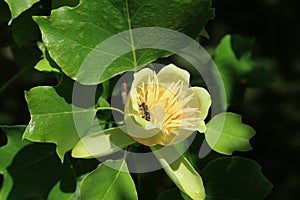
[
  {"x1": 139, "y1": 102, "x2": 151, "y2": 121},
  {"x1": 124, "y1": 64, "x2": 212, "y2": 146}
]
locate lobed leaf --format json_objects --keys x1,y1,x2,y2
[
  {"x1": 205, "y1": 112, "x2": 255, "y2": 155},
  {"x1": 23, "y1": 86, "x2": 96, "y2": 162},
  {"x1": 4, "y1": 0, "x2": 40, "y2": 24},
  {"x1": 0, "y1": 126, "x2": 30, "y2": 200},
  {"x1": 80, "y1": 159, "x2": 138, "y2": 200},
  {"x1": 34, "y1": 0, "x2": 214, "y2": 85},
  {"x1": 202, "y1": 157, "x2": 273, "y2": 200},
  {"x1": 0, "y1": 126, "x2": 76, "y2": 200}
]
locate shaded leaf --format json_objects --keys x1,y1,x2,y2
[
  {"x1": 205, "y1": 112, "x2": 255, "y2": 155},
  {"x1": 80, "y1": 159, "x2": 138, "y2": 200},
  {"x1": 34, "y1": 42, "x2": 61, "y2": 73},
  {"x1": 213, "y1": 34, "x2": 275, "y2": 107},
  {"x1": 202, "y1": 157, "x2": 273, "y2": 200},
  {"x1": 48, "y1": 181, "x2": 77, "y2": 200},
  {"x1": 48, "y1": 175, "x2": 84, "y2": 200},
  {"x1": 10, "y1": 0, "x2": 51, "y2": 45},
  {"x1": 34, "y1": 0, "x2": 214, "y2": 84},
  {"x1": 0, "y1": 126, "x2": 30, "y2": 200},
  {"x1": 51, "y1": 0, "x2": 79, "y2": 9},
  {"x1": 0, "y1": 0, "x2": 10, "y2": 23},
  {"x1": 47, "y1": 158, "x2": 100, "y2": 200},
  {"x1": 231, "y1": 34, "x2": 255, "y2": 59},
  {"x1": 0, "y1": 126, "x2": 76, "y2": 200}
]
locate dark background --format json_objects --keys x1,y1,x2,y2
[
  {"x1": 1, "y1": 0, "x2": 299, "y2": 199},
  {"x1": 207, "y1": 0, "x2": 300, "y2": 199}
]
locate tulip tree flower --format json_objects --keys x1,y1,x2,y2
[
  {"x1": 72, "y1": 64, "x2": 211, "y2": 200},
  {"x1": 124, "y1": 64, "x2": 211, "y2": 146}
]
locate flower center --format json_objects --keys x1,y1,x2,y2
[{"x1": 136, "y1": 77, "x2": 190, "y2": 131}]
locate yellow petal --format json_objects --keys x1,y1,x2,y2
[
  {"x1": 191, "y1": 87, "x2": 211, "y2": 120},
  {"x1": 157, "y1": 64, "x2": 190, "y2": 92},
  {"x1": 124, "y1": 114, "x2": 181, "y2": 146},
  {"x1": 131, "y1": 67, "x2": 155, "y2": 91}
]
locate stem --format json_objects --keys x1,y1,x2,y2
[
  {"x1": 96, "y1": 107, "x2": 124, "y2": 115},
  {"x1": 125, "y1": 0, "x2": 138, "y2": 69}
]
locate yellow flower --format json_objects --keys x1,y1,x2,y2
[{"x1": 124, "y1": 64, "x2": 211, "y2": 146}]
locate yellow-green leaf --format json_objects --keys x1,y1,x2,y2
[
  {"x1": 151, "y1": 146, "x2": 205, "y2": 200},
  {"x1": 205, "y1": 112, "x2": 255, "y2": 155},
  {"x1": 72, "y1": 127, "x2": 135, "y2": 159}
]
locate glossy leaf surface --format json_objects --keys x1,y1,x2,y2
[
  {"x1": 80, "y1": 159, "x2": 138, "y2": 200},
  {"x1": 23, "y1": 86, "x2": 96, "y2": 161},
  {"x1": 4, "y1": 0, "x2": 40, "y2": 23},
  {"x1": 205, "y1": 112, "x2": 255, "y2": 155},
  {"x1": 72, "y1": 126, "x2": 135, "y2": 159},
  {"x1": 34, "y1": 0, "x2": 214, "y2": 84}
]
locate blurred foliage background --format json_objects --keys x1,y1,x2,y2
[{"x1": 0, "y1": 0, "x2": 299, "y2": 199}]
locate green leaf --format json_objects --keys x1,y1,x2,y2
[
  {"x1": 71, "y1": 126, "x2": 136, "y2": 159},
  {"x1": 80, "y1": 159, "x2": 138, "y2": 200},
  {"x1": 0, "y1": 126, "x2": 31, "y2": 200},
  {"x1": 48, "y1": 175, "x2": 83, "y2": 200},
  {"x1": 205, "y1": 112, "x2": 255, "y2": 155},
  {"x1": 48, "y1": 181, "x2": 77, "y2": 200},
  {"x1": 202, "y1": 157, "x2": 273, "y2": 200},
  {"x1": 0, "y1": 0, "x2": 10, "y2": 23},
  {"x1": 151, "y1": 146, "x2": 206, "y2": 200},
  {"x1": 10, "y1": 0, "x2": 50, "y2": 45},
  {"x1": 96, "y1": 97, "x2": 112, "y2": 121},
  {"x1": 213, "y1": 35, "x2": 255, "y2": 106},
  {"x1": 4, "y1": 0, "x2": 40, "y2": 24},
  {"x1": 34, "y1": 42, "x2": 61, "y2": 73},
  {"x1": 47, "y1": 158, "x2": 100, "y2": 200},
  {"x1": 0, "y1": 126, "x2": 76, "y2": 200},
  {"x1": 23, "y1": 85, "x2": 96, "y2": 162},
  {"x1": 51, "y1": 0, "x2": 79, "y2": 9},
  {"x1": 231, "y1": 35, "x2": 255, "y2": 59},
  {"x1": 34, "y1": 0, "x2": 214, "y2": 84}
]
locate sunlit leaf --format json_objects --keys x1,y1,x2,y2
[
  {"x1": 72, "y1": 126, "x2": 135, "y2": 159},
  {"x1": 34, "y1": 0, "x2": 214, "y2": 85},
  {"x1": 202, "y1": 157, "x2": 273, "y2": 200},
  {"x1": 205, "y1": 112, "x2": 255, "y2": 155},
  {"x1": 23, "y1": 85, "x2": 96, "y2": 162},
  {"x1": 4, "y1": 0, "x2": 40, "y2": 24},
  {"x1": 34, "y1": 42, "x2": 60, "y2": 73},
  {"x1": 213, "y1": 34, "x2": 275, "y2": 107},
  {"x1": 80, "y1": 159, "x2": 138, "y2": 200},
  {"x1": 151, "y1": 146, "x2": 205, "y2": 200}
]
